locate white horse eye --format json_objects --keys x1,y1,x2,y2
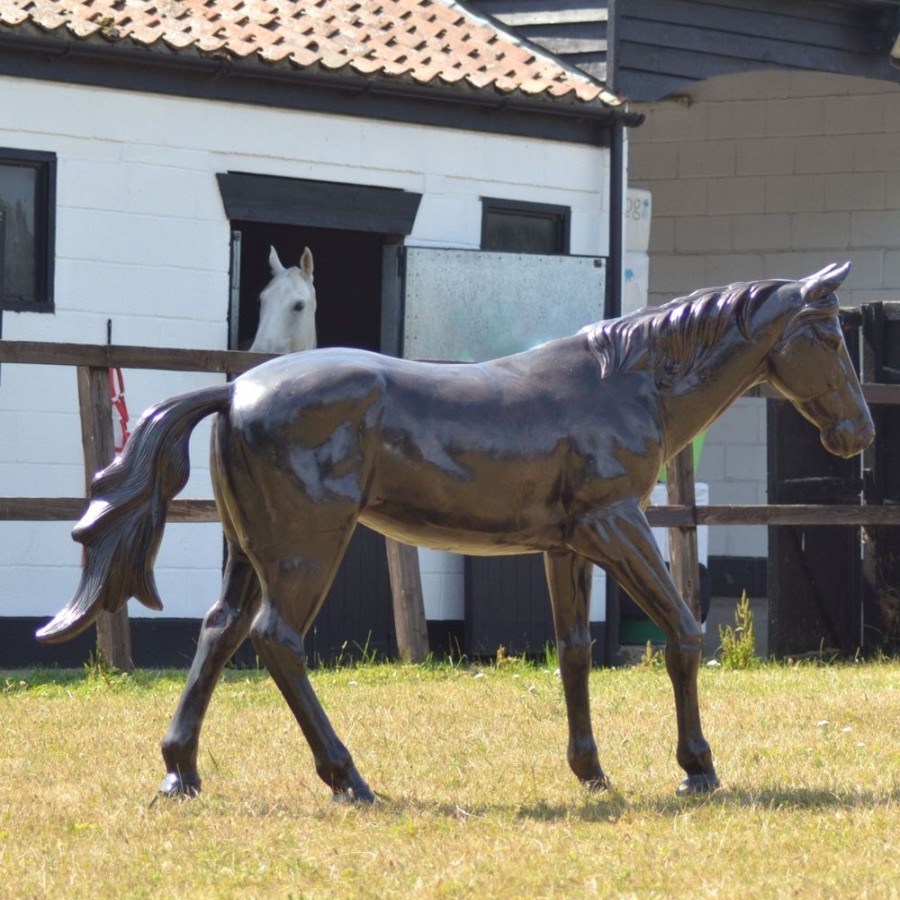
[{"x1": 292, "y1": 301, "x2": 306, "y2": 312}]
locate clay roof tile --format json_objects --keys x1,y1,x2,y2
[{"x1": 0, "y1": 0, "x2": 621, "y2": 108}]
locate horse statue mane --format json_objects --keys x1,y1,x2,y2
[{"x1": 585, "y1": 272, "x2": 840, "y2": 386}]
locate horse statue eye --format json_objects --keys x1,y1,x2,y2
[{"x1": 292, "y1": 301, "x2": 306, "y2": 313}]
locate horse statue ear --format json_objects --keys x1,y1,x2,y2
[
  {"x1": 269, "y1": 245, "x2": 286, "y2": 276},
  {"x1": 300, "y1": 247, "x2": 314, "y2": 278},
  {"x1": 802, "y1": 261, "x2": 851, "y2": 302}
]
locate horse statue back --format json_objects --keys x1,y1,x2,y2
[{"x1": 38, "y1": 263, "x2": 873, "y2": 802}]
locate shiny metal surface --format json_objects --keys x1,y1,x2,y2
[{"x1": 38, "y1": 263, "x2": 873, "y2": 801}]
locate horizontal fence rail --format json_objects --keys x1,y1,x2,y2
[
  {"x1": 2, "y1": 339, "x2": 900, "y2": 526},
  {"x1": 4, "y1": 498, "x2": 900, "y2": 525},
  {"x1": 0, "y1": 339, "x2": 276, "y2": 373}
]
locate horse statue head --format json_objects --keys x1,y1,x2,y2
[
  {"x1": 249, "y1": 246, "x2": 317, "y2": 354},
  {"x1": 587, "y1": 261, "x2": 874, "y2": 461},
  {"x1": 764, "y1": 262, "x2": 873, "y2": 458}
]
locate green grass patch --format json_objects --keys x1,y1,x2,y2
[{"x1": 2, "y1": 660, "x2": 898, "y2": 897}]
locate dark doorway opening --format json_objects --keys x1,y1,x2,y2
[
  {"x1": 231, "y1": 221, "x2": 385, "y2": 353},
  {"x1": 228, "y1": 220, "x2": 395, "y2": 664}
]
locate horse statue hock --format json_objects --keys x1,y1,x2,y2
[{"x1": 37, "y1": 262, "x2": 873, "y2": 801}]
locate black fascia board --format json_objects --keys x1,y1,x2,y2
[
  {"x1": 217, "y1": 172, "x2": 423, "y2": 235},
  {"x1": 0, "y1": 30, "x2": 642, "y2": 146}
]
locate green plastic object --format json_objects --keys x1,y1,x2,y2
[{"x1": 658, "y1": 432, "x2": 706, "y2": 483}]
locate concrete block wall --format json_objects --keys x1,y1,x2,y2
[
  {"x1": 628, "y1": 70, "x2": 900, "y2": 568},
  {"x1": 0, "y1": 76, "x2": 612, "y2": 623}
]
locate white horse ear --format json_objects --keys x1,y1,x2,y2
[
  {"x1": 300, "y1": 247, "x2": 314, "y2": 278},
  {"x1": 803, "y1": 261, "x2": 851, "y2": 302},
  {"x1": 269, "y1": 245, "x2": 286, "y2": 276}
]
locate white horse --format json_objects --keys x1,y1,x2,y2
[{"x1": 249, "y1": 246, "x2": 317, "y2": 354}]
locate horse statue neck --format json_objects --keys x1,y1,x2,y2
[
  {"x1": 592, "y1": 279, "x2": 797, "y2": 463},
  {"x1": 658, "y1": 325, "x2": 772, "y2": 461}
]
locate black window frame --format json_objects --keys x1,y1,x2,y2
[
  {"x1": 480, "y1": 197, "x2": 570, "y2": 255},
  {"x1": 0, "y1": 148, "x2": 56, "y2": 312}
]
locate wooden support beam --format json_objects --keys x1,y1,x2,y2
[
  {"x1": 385, "y1": 539, "x2": 430, "y2": 663},
  {"x1": 77, "y1": 365, "x2": 134, "y2": 673},
  {"x1": 0, "y1": 339, "x2": 274, "y2": 374}
]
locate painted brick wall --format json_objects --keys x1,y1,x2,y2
[
  {"x1": 0, "y1": 76, "x2": 611, "y2": 623},
  {"x1": 628, "y1": 70, "x2": 900, "y2": 563}
]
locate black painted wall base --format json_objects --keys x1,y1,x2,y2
[
  {"x1": 0, "y1": 556, "x2": 764, "y2": 670},
  {"x1": 0, "y1": 617, "x2": 471, "y2": 670},
  {"x1": 708, "y1": 556, "x2": 767, "y2": 598}
]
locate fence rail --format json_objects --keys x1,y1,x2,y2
[
  {"x1": 4, "y1": 339, "x2": 900, "y2": 526},
  {"x1": 0, "y1": 339, "x2": 275, "y2": 373},
  {"x1": 4, "y1": 498, "x2": 900, "y2": 526}
]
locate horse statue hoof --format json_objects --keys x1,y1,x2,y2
[
  {"x1": 586, "y1": 773, "x2": 612, "y2": 792},
  {"x1": 675, "y1": 773, "x2": 720, "y2": 797},
  {"x1": 158, "y1": 772, "x2": 202, "y2": 799},
  {"x1": 332, "y1": 781, "x2": 376, "y2": 805}
]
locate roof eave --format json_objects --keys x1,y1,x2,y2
[{"x1": 0, "y1": 27, "x2": 643, "y2": 144}]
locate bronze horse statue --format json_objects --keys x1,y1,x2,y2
[{"x1": 38, "y1": 263, "x2": 873, "y2": 800}]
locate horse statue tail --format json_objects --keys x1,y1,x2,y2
[{"x1": 36, "y1": 383, "x2": 234, "y2": 644}]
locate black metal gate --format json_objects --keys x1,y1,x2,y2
[
  {"x1": 862, "y1": 302, "x2": 900, "y2": 650},
  {"x1": 465, "y1": 554, "x2": 607, "y2": 664},
  {"x1": 766, "y1": 310, "x2": 865, "y2": 657},
  {"x1": 768, "y1": 303, "x2": 900, "y2": 657}
]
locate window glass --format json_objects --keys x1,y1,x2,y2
[
  {"x1": 481, "y1": 199, "x2": 569, "y2": 255},
  {"x1": 0, "y1": 150, "x2": 55, "y2": 311},
  {"x1": 0, "y1": 164, "x2": 38, "y2": 303}
]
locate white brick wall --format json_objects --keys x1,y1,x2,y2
[
  {"x1": 629, "y1": 70, "x2": 900, "y2": 564},
  {"x1": 0, "y1": 76, "x2": 612, "y2": 621}
]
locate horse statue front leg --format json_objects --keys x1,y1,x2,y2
[
  {"x1": 543, "y1": 550, "x2": 610, "y2": 790},
  {"x1": 569, "y1": 498, "x2": 719, "y2": 795}
]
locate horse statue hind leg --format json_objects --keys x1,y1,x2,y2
[
  {"x1": 162, "y1": 566, "x2": 373, "y2": 803},
  {"x1": 208, "y1": 386, "x2": 376, "y2": 802},
  {"x1": 160, "y1": 246, "x2": 320, "y2": 797},
  {"x1": 159, "y1": 547, "x2": 260, "y2": 796},
  {"x1": 38, "y1": 368, "x2": 376, "y2": 802},
  {"x1": 158, "y1": 436, "x2": 262, "y2": 796},
  {"x1": 244, "y1": 532, "x2": 375, "y2": 803}
]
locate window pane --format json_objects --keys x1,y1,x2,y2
[
  {"x1": 0, "y1": 164, "x2": 37, "y2": 303},
  {"x1": 481, "y1": 200, "x2": 569, "y2": 255},
  {"x1": 483, "y1": 210, "x2": 563, "y2": 254}
]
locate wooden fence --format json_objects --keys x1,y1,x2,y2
[
  {"x1": 3, "y1": 339, "x2": 900, "y2": 664},
  {"x1": 0, "y1": 340, "x2": 433, "y2": 670}
]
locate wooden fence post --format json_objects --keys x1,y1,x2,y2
[
  {"x1": 384, "y1": 539, "x2": 430, "y2": 662},
  {"x1": 77, "y1": 365, "x2": 134, "y2": 672},
  {"x1": 665, "y1": 445, "x2": 702, "y2": 623}
]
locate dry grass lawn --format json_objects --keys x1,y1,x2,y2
[{"x1": 1, "y1": 658, "x2": 898, "y2": 898}]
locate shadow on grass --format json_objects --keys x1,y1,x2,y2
[
  {"x1": 147, "y1": 781, "x2": 900, "y2": 823},
  {"x1": 424, "y1": 783, "x2": 900, "y2": 825}
]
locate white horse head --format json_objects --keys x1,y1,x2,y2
[{"x1": 249, "y1": 246, "x2": 317, "y2": 354}]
